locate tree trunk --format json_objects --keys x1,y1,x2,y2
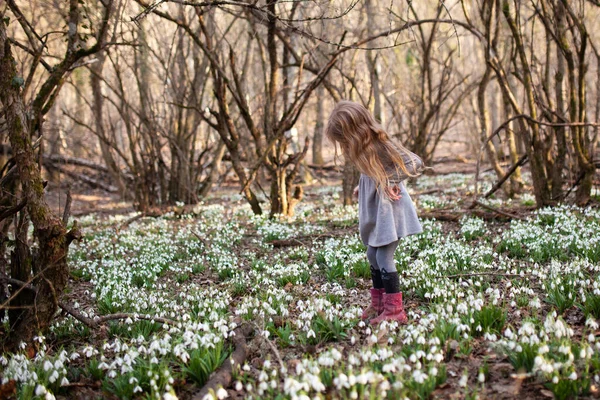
[
  {"x1": 199, "y1": 142, "x2": 226, "y2": 198},
  {"x1": 503, "y1": 94, "x2": 523, "y2": 195},
  {"x1": 312, "y1": 85, "x2": 325, "y2": 165},
  {"x1": 90, "y1": 52, "x2": 128, "y2": 197},
  {"x1": 0, "y1": 25, "x2": 81, "y2": 349},
  {"x1": 478, "y1": 65, "x2": 510, "y2": 197},
  {"x1": 342, "y1": 160, "x2": 360, "y2": 206},
  {"x1": 270, "y1": 167, "x2": 288, "y2": 216}
]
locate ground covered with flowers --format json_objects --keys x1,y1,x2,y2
[{"x1": 2, "y1": 172, "x2": 600, "y2": 399}]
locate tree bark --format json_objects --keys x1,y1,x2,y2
[
  {"x1": 312, "y1": 85, "x2": 325, "y2": 165},
  {"x1": 342, "y1": 160, "x2": 360, "y2": 206},
  {"x1": 0, "y1": 23, "x2": 81, "y2": 349}
]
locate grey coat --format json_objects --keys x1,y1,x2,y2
[{"x1": 358, "y1": 152, "x2": 424, "y2": 247}]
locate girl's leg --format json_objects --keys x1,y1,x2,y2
[
  {"x1": 362, "y1": 246, "x2": 385, "y2": 321},
  {"x1": 375, "y1": 240, "x2": 400, "y2": 294},
  {"x1": 370, "y1": 239, "x2": 408, "y2": 325},
  {"x1": 366, "y1": 246, "x2": 383, "y2": 289}
]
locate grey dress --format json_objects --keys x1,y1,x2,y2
[{"x1": 358, "y1": 152, "x2": 424, "y2": 247}]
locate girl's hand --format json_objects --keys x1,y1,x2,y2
[
  {"x1": 353, "y1": 185, "x2": 359, "y2": 198},
  {"x1": 385, "y1": 184, "x2": 402, "y2": 201}
]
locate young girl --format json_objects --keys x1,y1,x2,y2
[{"x1": 325, "y1": 100, "x2": 424, "y2": 324}]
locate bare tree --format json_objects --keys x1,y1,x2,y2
[{"x1": 0, "y1": 0, "x2": 115, "y2": 348}]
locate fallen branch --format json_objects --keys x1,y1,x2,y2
[
  {"x1": 419, "y1": 205, "x2": 526, "y2": 222},
  {"x1": 119, "y1": 213, "x2": 144, "y2": 230},
  {"x1": 470, "y1": 200, "x2": 525, "y2": 220},
  {"x1": 47, "y1": 163, "x2": 118, "y2": 192},
  {"x1": 193, "y1": 323, "x2": 254, "y2": 400},
  {"x1": 250, "y1": 322, "x2": 284, "y2": 370},
  {"x1": 7, "y1": 277, "x2": 179, "y2": 328},
  {"x1": 412, "y1": 188, "x2": 443, "y2": 196},
  {"x1": 405, "y1": 272, "x2": 531, "y2": 279},
  {"x1": 44, "y1": 154, "x2": 110, "y2": 174},
  {"x1": 269, "y1": 238, "x2": 307, "y2": 248},
  {"x1": 59, "y1": 301, "x2": 179, "y2": 328}
]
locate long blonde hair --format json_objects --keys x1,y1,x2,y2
[{"x1": 325, "y1": 100, "x2": 420, "y2": 192}]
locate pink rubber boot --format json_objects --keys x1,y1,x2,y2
[
  {"x1": 370, "y1": 292, "x2": 409, "y2": 325},
  {"x1": 361, "y1": 288, "x2": 385, "y2": 321}
]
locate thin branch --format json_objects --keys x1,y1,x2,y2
[{"x1": 470, "y1": 199, "x2": 525, "y2": 220}]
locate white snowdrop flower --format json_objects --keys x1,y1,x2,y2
[
  {"x1": 235, "y1": 381, "x2": 243, "y2": 391},
  {"x1": 216, "y1": 387, "x2": 228, "y2": 399},
  {"x1": 45, "y1": 393, "x2": 56, "y2": 400},
  {"x1": 478, "y1": 373, "x2": 485, "y2": 383},
  {"x1": 43, "y1": 360, "x2": 53, "y2": 371},
  {"x1": 307, "y1": 329, "x2": 316, "y2": 339},
  {"x1": 351, "y1": 336, "x2": 356, "y2": 345},
  {"x1": 459, "y1": 373, "x2": 468, "y2": 387},
  {"x1": 585, "y1": 317, "x2": 599, "y2": 330},
  {"x1": 412, "y1": 370, "x2": 428, "y2": 384},
  {"x1": 134, "y1": 386, "x2": 143, "y2": 393},
  {"x1": 60, "y1": 377, "x2": 69, "y2": 386},
  {"x1": 262, "y1": 330, "x2": 270, "y2": 339},
  {"x1": 589, "y1": 333, "x2": 596, "y2": 342},
  {"x1": 49, "y1": 370, "x2": 59, "y2": 384},
  {"x1": 569, "y1": 372, "x2": 577, "y2": 380},
  {"x1": 35, "y1": 385, "x2": 47, "y2": 396},
  {"x1": 553, "y1": 376, "x2": 559, "y2": 384}
]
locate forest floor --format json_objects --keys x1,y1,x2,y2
[{"x1": 3, "y1": 166, "x2": 600, "y2": 400}]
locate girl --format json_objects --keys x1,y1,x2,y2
[{"x1": 325, "y1": 100, "x2": 424, "y2": 324}]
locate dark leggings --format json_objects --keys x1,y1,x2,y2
[{"x1": 366, "y1": 240, "x2": 399, "y2": 273}]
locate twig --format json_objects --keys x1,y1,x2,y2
[
  {"x1": 191, "y1": 229, "x2": 213, "y2": 247},
  {"x1": 0, "y1": 198, "x2": 27, "y2": 222},
  {"x1": 250, "y1": 322, "x2": 284, "y2": 370},
  {"x1": 118, "y1": 213, "x2": 144, "y2": 230},
  {"x1": 193, "y1": 323, "x2": 254, "y2": 400},
  {"x1": 470, "y1": 199, "x2": 525, "y2": 220},
  {"x1": 484, "y1": 154, "x2": 528, "y2": 199},
  {"x1": 94, "y1": 312, "x2": 178, "y2": 327}
]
